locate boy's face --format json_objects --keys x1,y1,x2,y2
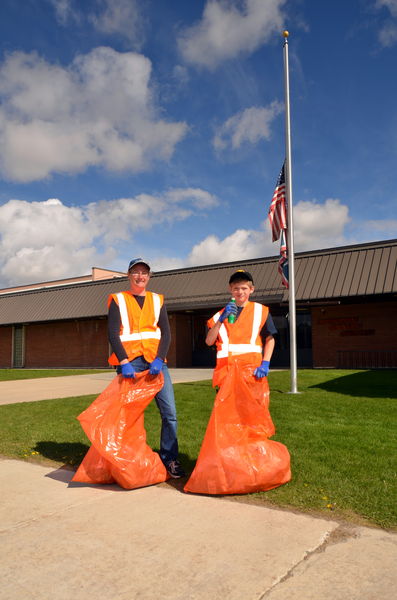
[
  {"x1": 229, "y1": 280, "x2": 254, "y2": 306},
  {"x1": 128, "y1": 264, "x2": 150, "y2": 294}
]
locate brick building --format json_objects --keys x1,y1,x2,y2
[{"x1": 0, "y1": 240, "x2": 396, "y2": 369}]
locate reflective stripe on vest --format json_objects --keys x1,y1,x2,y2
[
  {"x1": 117, "y1": 292, "x2": 161, "y2": 342},
  {"x1": 120, "y1": 331, "x2": 161, "y2": 342},
  {"x1": 216, "y1": 302, "x2": 264, "y2": 358},
  {"x1": 152, "y1": 293, "x2": 161, "y2": 326}
]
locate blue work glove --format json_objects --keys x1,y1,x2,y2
[
  {"x1": 149, "y1": 357, "x2": 164, "y2": 375},
  {"x1": 254, "y1": 360, "x2": 270, "y2": 378},
  {"x1": 121, "y1": 362, "x2": 136, "y2": 378},
  {"x1": 219, "y1": 302, "x2": 238, "y2": 323}
]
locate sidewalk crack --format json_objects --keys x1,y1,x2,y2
[{"x1": 257, "y1": 524, "x2": 358, "y2": 599}]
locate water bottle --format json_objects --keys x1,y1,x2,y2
[{"x1": 228, "y1": 298, "x2": 236, "y2": 323}]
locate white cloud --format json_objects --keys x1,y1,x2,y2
[
  {"x1": 213, "y1": 102, "x2": 283, "y2": 151},
  {"x1": 165, "y1": 188, "x2": 219, "y2": 209},
  {"x1": 1, "y1": 193, "x2": 393, "y2": 287},
  {"x1": 0, "y1": 198, "x2": 106, "y2": 286},
  {"x1": 376, "y1": 0, "x2": 397, "y2": 15},
  {"x1": 378, "y1": 21, "x2": 397, "y2": 45},
  {"x1": 172, "y1": 65, "x2": 190, "y2": 86},
  {"x1": 153, "y1": 202, "x2": 395, "y2": 275},
  {"x1": 188, "y1": 229, "x2": 267, "y2": 265},
  {"x1": 0, "y1": 48, "x2": 187, "y2": 182},
  {"x1": 180, "y1": 198, "x2": 352, "y2": 268},
  {"x1": 349, "y1": 218, "x2": 397, "y2": 241},
  {"x1": 159, "y1": 201, "x2": 397, "y2": 271},
  {"x1": 0, "y1": 189, "x2": 219, "y2": 287},
  {"x1": 178, "y1": 0, "x2": 286, "y2": 69},
  {"x1": 48, "y1": 0, "x2": 80, "y2": 25},
  {"x1": 90, "y1": 0, "x2": 145, "y2": 47},
  {"x1": 361, "y1": 218, "x2": 397, "y2": 232},
  {"x1": 375, "y1": 0, "x2": 397, "y2": 46},
  {"x1": 48, "y1": 0, "x2": 144, "y2": 46},
  {"x1": 293, "y1": 198, "x2": 350, "y2": 249}
]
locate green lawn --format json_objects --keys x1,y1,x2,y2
[
  {"x1": 0, "y1": 369, "x2": 396, "y2": 529},
  {"x1": 0, "y1": 369, "x2": 109, "y2": 381}
]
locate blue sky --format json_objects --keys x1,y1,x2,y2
[{"x1": 0, "y1": 0, "x2": 396, "y2": 287}]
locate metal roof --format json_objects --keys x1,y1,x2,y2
[{"x1": 0, "y1": 239, "x2": 396, "y2": 326}]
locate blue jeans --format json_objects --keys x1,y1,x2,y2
[{"x1": 117, "y1": 356, "x2": 178, "y2": 464}]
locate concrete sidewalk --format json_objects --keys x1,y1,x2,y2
[
  {"x1": 1, "y1": 458, "x2": 396, "y2": 600},
  {"x1": 0, "y1": 368, "x2": 214, "y2": 405},
  {"x1": 1, "y1": 373, "x2": 396, "y2": 599}
]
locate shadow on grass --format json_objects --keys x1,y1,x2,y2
[
  {"x1": 309, "y1": 369, "x2": 397, "y2": 398},
  {"x1": 180, "y1": 452, "x2": 197, "y2": 474},
  {"x1": 34, "y1": 441, "x2": 89, "y2": 466},
  {"x1": 149, "y1": 448, "x2": 196, "y2": 475},
  {"x1": 161, "y1": 452, "x2": 195, "y2": 494}
]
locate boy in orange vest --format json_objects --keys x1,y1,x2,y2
[
  {"x1": 183, "y1": 270, "x2": 288, "y2": 495},
  {"x1": 108, "y1": 258, "x2": 185, "y2": 479},
  {"x1": 206, "y1": 270, "x2": 277, "y2": 387}
]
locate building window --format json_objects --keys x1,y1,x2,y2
[
  {"x1": 13, "y1": 325, "x2": 25, "y2": 368},
  {"x1": 272, "y1": 312, "x2": 312, "y2": 367}
]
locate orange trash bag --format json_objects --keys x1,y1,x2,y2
[
  {"x1": 72, "y1": 370, "x2": 168, "y2": 490},
  {"x1": 184, "y1": 361, "x2": 291, "y2": 495}
]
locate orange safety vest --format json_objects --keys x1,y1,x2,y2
[
  {"x1": 108, "y1": 291, "x2": 164, "y2": 365},
  {"x1": 208, "y1": 301, "x2": 269, "y2": 387}
]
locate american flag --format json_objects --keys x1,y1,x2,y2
[
  {"x1": 268, "y1": 163, "x2": 287, "y2": 242},
  {"x1": 278, "y1": 229, "x2": 289, "y2": 288},
  {"x1": 269, "y1": 162, "x2": 289, "y2": 288}
]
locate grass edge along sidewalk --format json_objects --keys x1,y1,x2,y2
[
  {"x1": 0, "y1": 369, "x2": 396, "y2": 530},
  {"x1": 0, "y1": 368, "x2": 108, "y2": 381}
]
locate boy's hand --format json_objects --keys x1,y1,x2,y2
[
  {"x1": 254, "y1": 360, "x2": 270, "y2": 378},
  {"x1": 219, "y1": 302, "x2": 237, "y2": 323},
  {"x1": 121, "y1": 363, "x2": 136, "y2": 378},
  {"x1": 149, "y1": 357, "x2": 164, "y2": 375}
]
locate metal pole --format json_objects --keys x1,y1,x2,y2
[{"x1": 283, "y1": 31, "x2": 298, "y2": 393}]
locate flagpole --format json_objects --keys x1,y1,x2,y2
[{"x1": 283, "y1": 31, "x2": 298, "y2": 393}]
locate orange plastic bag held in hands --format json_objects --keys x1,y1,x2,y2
[
  {"x1": 72, "y1": 371, "x2": 168, "y2": 490},
  {"x1": 184, "y1": 361, "x2": 291, "y2": 495}
]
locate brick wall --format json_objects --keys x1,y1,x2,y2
[
  {"x1": 24, "y1": 319, "x2": 109, "y2": 368},
  {"x1": 312, "y1": 300, "x2": 397, "y2": 367},
  {"x1": 0, "y1": 314, "x2": 192, "y2": 370},
  {"x1": 4, "y1": 299, "x2": 395, "y2": 370},
  {"x1": 0, "y1": 326, "x2": 13, "y2": 367}
]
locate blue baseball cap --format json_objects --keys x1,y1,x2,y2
[{"x1": 128, "y1": 258, "x2": 151, "y2": 272}]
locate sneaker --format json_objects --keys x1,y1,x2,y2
[{"x1": 165, "y1": 460, "x2": 186, "y2": 479}]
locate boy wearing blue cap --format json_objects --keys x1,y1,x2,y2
[{"x1": 107, "y1": 258, "x2": 185, "y2": 479}]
